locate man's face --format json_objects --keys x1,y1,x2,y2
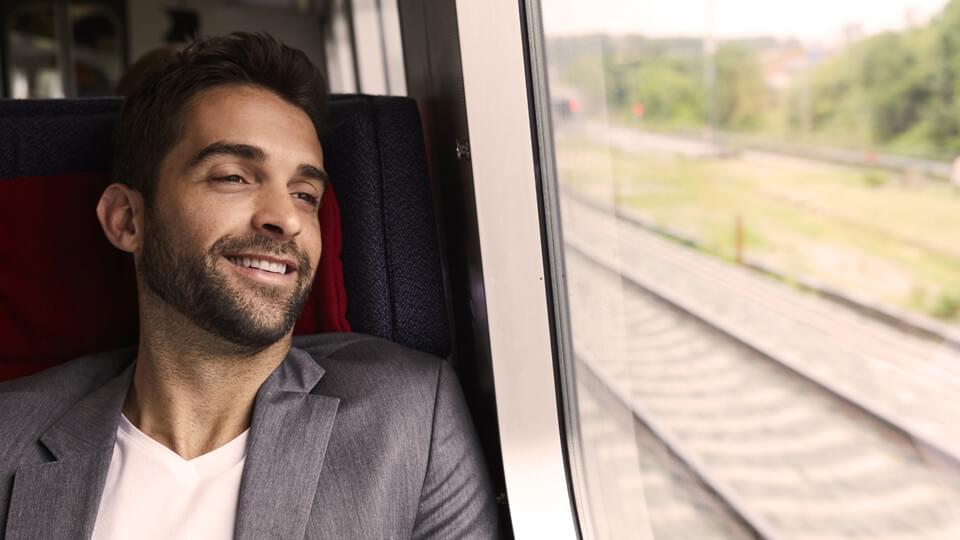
[{"x1": 139, "y1": 84, "x2": 326, "y2": 349}]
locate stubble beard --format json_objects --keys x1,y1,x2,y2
[{"x1": 140, "y1": 210, "x2": 314, "y2": 350}]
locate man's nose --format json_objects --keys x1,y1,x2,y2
[{"x1": 251, "y1": 184, "x2": 302, "y2": 238}]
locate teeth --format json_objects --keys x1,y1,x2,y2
[{"x1": 228, "y1": 256, "x2": 288, "y2": 274}]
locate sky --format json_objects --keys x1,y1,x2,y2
[{"x1": 540, "y1": 0, "x2": 950, "y2": 44}]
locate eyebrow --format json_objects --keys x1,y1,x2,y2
[
  {"x1": 189, "y1": 142, "x2": 265, "y2": 168},
  {"x1": 297, "y1": 164, "x2": 329, "y2": 185},
  {"x1": 188, "y1": 141, "x2": 328, "y2": 185}
]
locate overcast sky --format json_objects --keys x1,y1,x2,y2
[{"x1": 541, "y1": 0, "x2": 949, "y2": 43}]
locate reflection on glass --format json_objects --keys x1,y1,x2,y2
[
  {"x1": 6, "y1": 3, "x2": 61, "y2": 98},
  {"x1": 5, "y1": 2, "x2": 123, "y2": 98},
  {"x1": 539, "y1": 0, "x2": 960, "y2": 538},
  {"x1": 71, "y1": 3, "x2": 123, "y2": 97}
]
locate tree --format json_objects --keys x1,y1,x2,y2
[
  {"x1": 624, "y1": 59, "x2": 704, "y2": 127},
  {"x1": 714, "y1": 43, "x2": 767, "y2": 131}
]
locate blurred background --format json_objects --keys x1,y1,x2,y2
[{"x1": 0, "y1": 0, "x2": 404, "y2": 98}]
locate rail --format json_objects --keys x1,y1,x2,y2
[
  {"x1": 565, "y1": 234, "x2": 960, "y2": 469},
  {"x1": 562, "y1": 186, "x2": 960, "y2": 352},
  {"x1": 562, "y1": 192, "x2": 960, "y2": 538}
]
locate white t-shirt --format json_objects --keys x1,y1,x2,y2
[{"x1": 91, "y1": 415, "x2": 249, "y2": 540}]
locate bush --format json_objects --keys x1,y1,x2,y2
[
  {"x1": 928, "y1": 289, "x2": 960, "y2": 319},
  {"x1": 861, "y1": 169, "x2": 889, "y2": 187}
]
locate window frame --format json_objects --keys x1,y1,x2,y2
[{"x1": 455, "y1": 0, "x2": 583, "y2": 537}]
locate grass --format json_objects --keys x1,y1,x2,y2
[{"x1": 555, "y1": 134, "x2": 960, "y2": 325}]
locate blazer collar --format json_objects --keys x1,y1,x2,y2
[
  {"x1": 234, "y1": 346, "x2": 341, "y2": 540},
  {"x1": 270, "y1": 344, "x2": 328, "y2": 393},
  {"x1": 41, "y1": 360, "x2": 136, "y2": 459},
  {"x1": 6, "y1": 357, "x2": 135, "y2": 540},
  {"x1": 35, "y1": 343, "x2": 327, "y2": 460}
]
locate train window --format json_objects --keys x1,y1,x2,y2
[
  {"x1": 378, "y1": 0, "x2": 405, "y2": 95},
  {"x1": 348, "y1": 0, "x2": 405, "y2": 95},
  {"x1": 530, "y1": 0, "x2": 960, "y2": 538},
  {"x1": 3, "y1": 1, "x2": 123, "y2": 98},
  {"x1": 70, "y1": 3, "x2": 123, "y2": 97},
  {"x1": 325, "y1": 0, "x2": 358, "y2": 93},
  {"x1": 5, "y1": 2, "x2": 62, "y2": 98}
]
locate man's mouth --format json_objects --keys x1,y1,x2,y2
[{"x1": 225, "y1": 255, "x2": 296, "y2": 275}]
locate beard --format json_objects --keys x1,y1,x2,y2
[{"x1": 139, "y1": 210, "x2": 314, "y2": 350}]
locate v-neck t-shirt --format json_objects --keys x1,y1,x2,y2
[{"x1": 91, "y1": 415, "x2": 249, "y2": 540}]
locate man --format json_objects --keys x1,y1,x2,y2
[{"x1": 0, "y1": 33, "x2": 497, "y2": 539}]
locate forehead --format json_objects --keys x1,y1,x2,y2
[{"x1": 176, "y1": 84, "x2": 324, "y2": 163}]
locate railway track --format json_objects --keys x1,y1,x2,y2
[
  {"x1": 575, "y1": 363, "x2": 758, "y2": 540},
  {"x1": 563, "y1": 195, "x2": 960, "y2": 539}
]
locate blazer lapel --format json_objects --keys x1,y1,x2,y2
[
  {"x1": 234, "y1": 347, "x2": 340, "y2": 540},
  {"x1": 5, "y1": 362, "x2": 134, "y2": 540}
]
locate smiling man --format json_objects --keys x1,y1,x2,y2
[{"x1": 0, "y1": 33, "x2": 497, "y2": 539}]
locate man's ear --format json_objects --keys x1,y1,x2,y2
[{"x1": 96, "y1": 183, "x2": 145, "y2": 253}]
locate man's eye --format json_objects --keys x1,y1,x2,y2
[
  {"x1": 215, "y1": 174, "x2": 246, "y2": 184},
  {"x1": 294, "y1": 192, "x2": 321, "y2": 207}
]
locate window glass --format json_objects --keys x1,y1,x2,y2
[
  {"x1": 350, "y1": 0, "x2": 405, "y2": 95},
  {"x1": 6, "y1": 3, "x2": 61, "y2": 98},
  {"x1": 5, "y1": 1, "x2": 123, "y2": 98},
  {"x1": 535, "y1": 1, "x2": 960, "y2": 538},
  {"x1": 378, "y1": 0, "x2": 405, "y2": 95},
  {"x1": 70, "y1": 3, "x2": 122, "y2": 97},
  {"x1": 325, "y1": 0, "x2": 358, "y2": 93}
]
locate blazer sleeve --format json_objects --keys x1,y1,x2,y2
[{"x1": 410, "y1": 360, "x2": 499, "y2": 539}]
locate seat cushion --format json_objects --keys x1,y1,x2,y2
[
  {"x1": 0, "y1": 172, "x2": 139, "y2": 379},
  {"x1": 323, "y1": 96, "x2": 449, "y2": 357}
]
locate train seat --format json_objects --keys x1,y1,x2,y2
[{"x1": 0, "y1": 94, "x2": 449, "y2": 380}]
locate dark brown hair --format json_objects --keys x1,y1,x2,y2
[{"x1": 112, "y1": 32, "x2": 328, "y2": 202}]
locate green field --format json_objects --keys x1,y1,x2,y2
[{"x1": 556, "y1": 136, "x2": 960, "y2": 325}]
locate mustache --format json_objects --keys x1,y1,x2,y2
[{"x1": 210, "y1": 234, "x2": 312, "y2": 276}]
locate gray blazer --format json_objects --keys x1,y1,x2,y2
[{"x1": 0, "y1": 333, "x2": 498, "y2": 539}]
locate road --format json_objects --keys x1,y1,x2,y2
[{"x1": 579, "y1": 121, "x2": 954, "y2": 181}]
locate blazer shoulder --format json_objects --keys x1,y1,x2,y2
[
  {"x1": 0, "y1": 348, "x2": 135, "y2": 397},
  {"x1": 0, "y1": 349, "x2": 135, "y2": 441},
  {"x1": 293, "y1": 333, "x2": 446, "y2": 402}
]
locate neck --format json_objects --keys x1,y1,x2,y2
[{"x1": 123, "y1": 295, "x2": 291, "y2": 460}]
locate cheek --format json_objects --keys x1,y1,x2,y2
[
  {"x1": 308, "y1": 227, "x2": 323, "y2": 264},
  {"x1": 300, "y1": 223, "x2": 322, "y2": 268},
  {"x1": 181, "y1": 200, "x2": 249, "y2": 244}
]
